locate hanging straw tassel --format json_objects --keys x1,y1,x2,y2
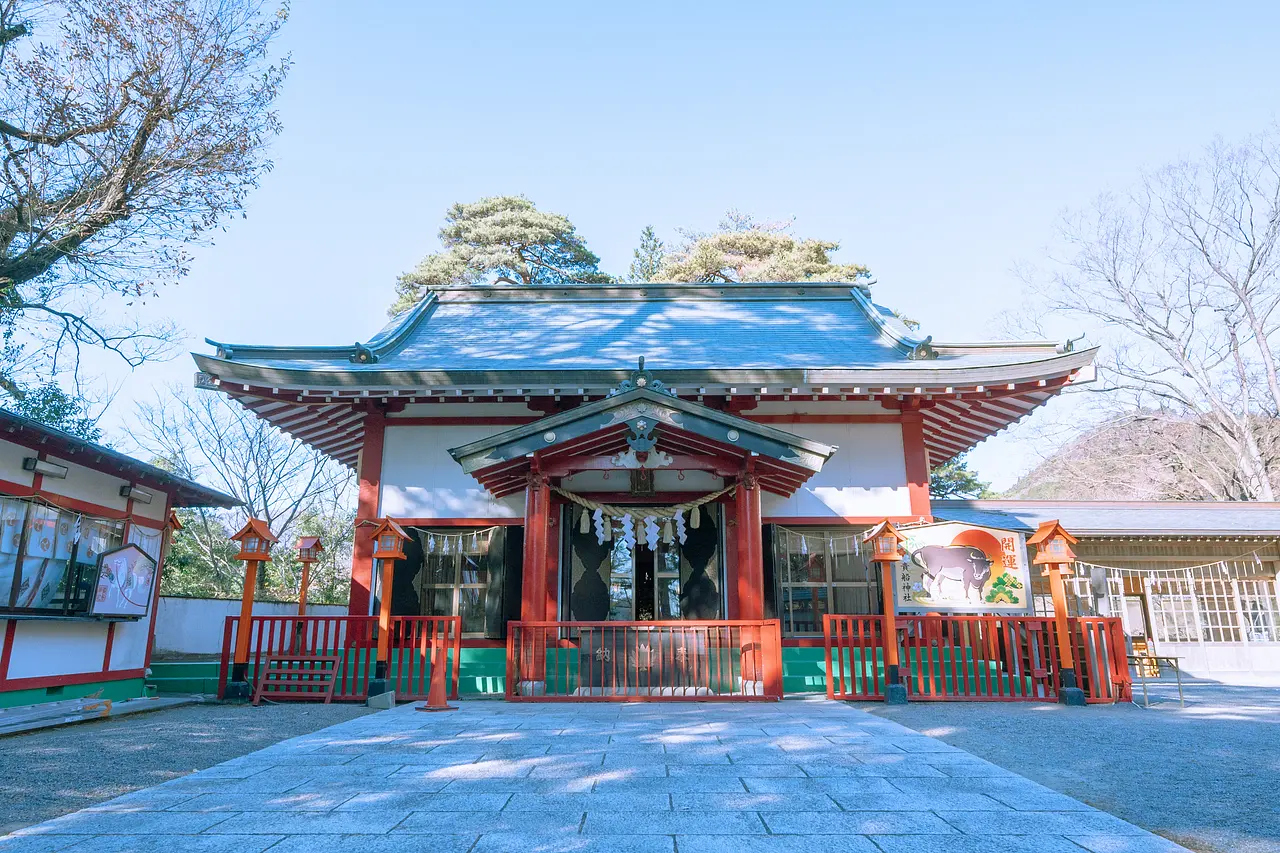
[
  {"x1": 690, "y1": 505, "x2": 701, "y2": 529},
  {"x1": 603, "y1": 516, "x2": 612, "y2": 541},
  {"x1": 662, "y1": 518, "x2": 674, "y2": 545},
  {"x1": 579, "y1": 507, "x2": 591, "y2": 535}
]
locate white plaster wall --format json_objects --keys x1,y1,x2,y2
[
  {"x1": 0, "y1": 439, "x2": 35, "y2": 487},
  {"x1": 6, "y1": 619, "x2": 109, "y2": 679},
  {"x1": 381, "y1": 424, "x2": 525, "y2": 518},
  {"x1": 128, "y1": 490, "x2": 169, "y2": 523},
  {"x1": 108, "y1": 618, "x2": 152, "y2": 671},
  {"x1": 152, "y1": 597, "x2": 348, "y2": 656},
  {"x1": 761, "y1": 423, "x2": 911, "y2": 519},
  {"x1": 1153, "y1": 641, "x2": 1280, "y2": 680},
  {"x1": 39, "y1": 456, "x2": 129, "y2": 512}
]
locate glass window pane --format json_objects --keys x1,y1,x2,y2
[
  {"x1": 18, "y1": 506, "x2": 81, "y2": 610},
  {"x1": 783, "y1": 585, "x2": 828, "y2": 634},
  {"x1": 830, "y1": 548, "x2": 870, "y2": 583},
  {"x1": 459, "y1": 586, "x2": 486, "y2": 634},
  {"x1": 422, "y1": 552, "x2": 454, "y2": 586},
  {"x1": 422, "y1": 587, "x2": 452, "y2": 617},
  {"x1": 0, "y1": 497, "x2": 29, "y2": 606},
  {"x1": 608, "y1": 538, "x2": 634, "y2": 620},
  {"x1": 832, "y1": 585, "x2": 873, "y2": 615},
  {"x1": 459, "y1": 553, "x2": 488, "y2": 587},
  {"x1": 656, "y1": 577, "x2": 682, "y2": 620}
]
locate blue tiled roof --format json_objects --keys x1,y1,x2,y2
[
  {"x1": 933, "y1": 500, "x2": 1280, "y2": 536},
  {"x1": 200, "y1": 284, "x2": 1085, "y2": 377}
]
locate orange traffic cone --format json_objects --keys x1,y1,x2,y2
[{"x1": 415, "y1": 638, "x2": 456, "y2": 712}]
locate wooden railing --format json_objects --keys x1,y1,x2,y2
[
  {"x1": 505, "y1": 620, "x2": 783, "y2": 701},
  {"x1": 217, "y1": 615, "x2": 461, "y2": 702},
  {"x1": 824, "y1": 614, "x2": 1131, "y2": 703}
]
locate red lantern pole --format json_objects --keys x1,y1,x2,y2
[
  {"x1": 865, "y1": 520, "x2": 908, "y2": 705},
  {"x1": 226, "y1": 518, "x2": 278, "y2": 698},
  {"x1": 232, "y1": 557, "x2": 260, "y2": 683},
  {"x1": 367, "y1": 519, "x2": 408, "y2": 698},
  {"x1": 1029, "y1": 520, "x2": 1086, "y2": 706}
]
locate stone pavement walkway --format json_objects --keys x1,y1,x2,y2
[{"x1": 1, "y1": 697, "x2": 1188, "y2": 853}]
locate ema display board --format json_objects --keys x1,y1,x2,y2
[
  {"x1": 91, "y1": 544, "x2": 157, "y2": 618},
  {"x1": 894, "y1": 522, "x2": 1032, "y2": 615}
]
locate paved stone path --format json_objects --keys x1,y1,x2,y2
[{"x1": 1, "y1": 697, "x2": 1188, "y2": 853}]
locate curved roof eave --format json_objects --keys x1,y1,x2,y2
[{"x1": 192, "y1": 347, "x2": 1098, "y2": 391}]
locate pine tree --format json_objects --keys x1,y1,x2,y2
[{"x1": 628, "y1": 226, "x2": 666, "y2": 282}]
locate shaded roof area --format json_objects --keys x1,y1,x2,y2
[
  {"x1": 933, "y1": 499, "x2": 1280, "y2": 538},
  {"x1": 0, "y1": 409, "x2": 240, "y2": 509},
  {"x1": 449, "y1": 386, "x2": 837, "y2": 498}
]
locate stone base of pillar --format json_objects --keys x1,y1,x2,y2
[
  {"x1": 883, "y1": 664, "x2": 908, "y2": 705},
  {"x1": 1058, "y1": 667, "x2": 1087, "y2": 706},
  {"x1": 224, "y1": 681, "x2": 252, "y2": 701}
]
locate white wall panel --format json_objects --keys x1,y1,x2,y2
[
  {"x1": 0, "y1": 439, "x2": 35, "y2": 487},
  {"x1": 380, "y1": 425, "x2": 524, "y2": 519},
  {"x1": 108, "y1": 618, "x2": 151, "y2": 671},
  {"x1": 762, "y1": 423, "x2": 911, "y2": 519},
  {"x1": 39, "y1": 456, "x2": 129, "y2": 513},
  {"x1": 6, "y1": 619, "x2": 109, "y2": 679},
  {"x1": 152, "y1": 597, "x2": 347, "y2": 656}
]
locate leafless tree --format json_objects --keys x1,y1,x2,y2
[
  {"x1": 132, "y1": 387, "x2": 353, "y2": 592},
  {"x1": 1026, "y1": 127, "x2": 1280, "y2": 500},
  {"x1": 0, "y1": 0, "x2": 288, "y2": 396}
]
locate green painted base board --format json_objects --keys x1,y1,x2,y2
[
  {"x1": 0, "y1": 677, "x2": 146, "y2": 709},
  {"x1": 187, "y1": 646, "x2": 1036, "y2": 700}
]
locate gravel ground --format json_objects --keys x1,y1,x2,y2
[
  {"x1": 0, "y1": 701, "x2": 373, "y2": 833},
  {"x1": 868, "y1": 681, "x2": 1280, "y2": 853}
]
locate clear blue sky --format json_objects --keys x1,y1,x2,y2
[{"x1": 94, "y1": 0, "x2": 1280, "y2": 488}]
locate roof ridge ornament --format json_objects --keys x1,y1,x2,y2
[
  {"x1": 1057, "y1": 333, "x2": 1087, "y2": 354},
  {"x1": 609, "y1": 356, "x2": 677, "y2": 397},
  {"x1": 350, "y1": 342, "x2": 378, "y2": 364},
  {"x1": 907, "y1": 335, "x2": 937, "y2": 361}
]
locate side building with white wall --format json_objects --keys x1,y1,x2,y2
[{"x1": 0, "y1": 410, "x2": 238, "y2": 707}]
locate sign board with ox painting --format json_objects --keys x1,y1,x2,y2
[
  {"x1": 90, "y1": 544, "x2": 158, "y2": 619},
  {"x1": 894, "y1": 521, "x2": 1032, "y2": 615}
]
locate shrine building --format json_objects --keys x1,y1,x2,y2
[{"x1": 192, "y1": 282, "x2": 1134, "y2": 694}]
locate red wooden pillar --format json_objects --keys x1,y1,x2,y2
[
  {"x1": 521, "y1": 468, "x2": 550, "y2": 621},
  {"x1": 349, "y1": 410, "x2": 386, "y2": 616},
  {"x1": 901, "y1": 409, "x2": 933, "y2": 521},
  {"x1": 736, "y1": 472, "x2": 765, "y2": 621}
]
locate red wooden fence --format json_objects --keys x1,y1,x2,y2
[
  {"x1": 824, "y1": 614, "x2": 1130, "y2": 703},
  {"x1": 217, "y1": 615, "x2": 461, "y2": 702},
  {"x1": 506, "y1": 620, "x2": 783, "y2": 701}
]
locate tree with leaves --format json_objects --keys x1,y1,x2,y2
[
  {"x1": 628, "y1": 225, "x2": 665, "y2": 283},
  {"x1": 658, "y1": 211, "x2": 870, "y2": 284},
  {"x1": 0, "y1": 0, "x2": 289, "y2": 398},
  {"x1": 929, "y1": 454, "x2": 994, "y2": 499},
  {"x1": 0, "y1": 382, "x2": 101, "y2": 441},
  {"x1": 391, "y1": 196, "x2": 612, "y2": 314}
]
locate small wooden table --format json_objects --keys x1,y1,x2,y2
[{"x1": 1127, "y1": 654, "x2": 1184, "y2": 708}]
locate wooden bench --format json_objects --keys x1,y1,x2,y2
[{"x1": 251, "y1": 654, "x2": 341, "y2": 705}]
